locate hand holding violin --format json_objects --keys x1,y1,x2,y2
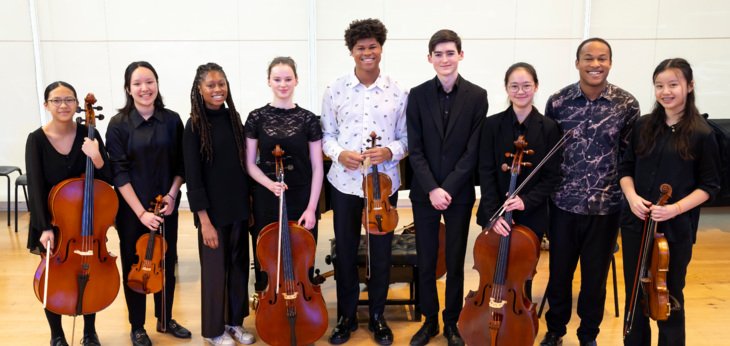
[
  {"x1": 338, "y1": 150, "x2": 364, "y2": 170},
  {"x1": 363, "y1": 146, "x2": 392, "y2": 165}
]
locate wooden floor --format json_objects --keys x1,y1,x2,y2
[{"x1": 1, "y1": 205, "x2": 729, "y2": 345}]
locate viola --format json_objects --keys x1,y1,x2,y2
[
  {"x1": 362, "y1": 131, "x2": 398, "y2": 235},
  {"x1": 127, "y1": 195, "x2": 168, "y2": 295},
  {"x1": 33, "y1": 93, "x2": 120, "y2": 316},
  {"x1": 458, "y1": 135, "x2": 540, "y2": 346},
  {"x1": 624, "y1": 183, "x2": 672, "y2": 337},
  {"x1": 255, "y1": 145, "x2": 327, "y2": 346}
]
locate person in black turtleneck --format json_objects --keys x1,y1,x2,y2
[{"x1": 183, "y1": 63, "x2": 254, "y2": 346}]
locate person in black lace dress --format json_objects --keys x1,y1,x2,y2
[{"x1": 244, "y1": 56, "x2": 324, "y2": 292}]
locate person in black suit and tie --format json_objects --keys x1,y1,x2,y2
[{"x1": 407, "y1": 29, "x2": 488, "y2": 346}]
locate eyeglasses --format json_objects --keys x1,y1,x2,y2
[
  {"x1": 507, "y1": 84, "x2": 534, "y2": 93},
  {"x1": 47, "y1": 97, "x2": 77, "y2": 106}
]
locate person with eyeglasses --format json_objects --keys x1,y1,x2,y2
[
  {"x1": 25, "y1": 81, "x2": 111, "y2": 346},
  {"x1": 475, "y1": 62, "x2": 561, "y2": 303}
]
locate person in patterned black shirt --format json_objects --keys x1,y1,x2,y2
[
  {"x1": 539, "y1": 38, "x2": 641, "y2": 346},
  {"x1": 244, "y1": 56, "x2": 324, "y2": 294}
]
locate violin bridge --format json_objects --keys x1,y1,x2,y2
[
  {"x1": 73, "y1": 250, "x2": 93, "y2": 256},
  {"x1": 488, "y1": 298, "x2": 506, "y2": 309},
  {"x1": 282, "y1": 292, "x2": 299, "y2": 300}
]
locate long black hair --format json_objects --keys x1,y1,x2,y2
[
  {"x1": 636, "y1": 58, "x2": 700, "y2": 160},
  {"x1": 118, "y1": 61, "x2": 165, "y2": 115},
  {"x1": 189, "y1": 62, "x2": 246, "y2": 170}
]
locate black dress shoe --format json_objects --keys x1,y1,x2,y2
[
  {"x1": 50, "y1": 336, "x2": 69, "y2": 346},
  {"x1": 409, "y1": 320, "x2": 439, "y2": 346},
  {"x1": 130, "y1": 328, "x2": 152, "y2": 346},
  {"x1": 580, "y1": 340, "x2": 597, "y2": 346},
  {"x1": 539, "y1": 332, "x2": 563, "y2": 346},
  {"x1": 328, "y1": 316, "x2": 357, "y2": 345},
  {"x1": 443, "y1": 325, "x2": 464, "y2": 346},
  {"x1": 81, "y1": 333, "x2": 101, "y2": 346},
  {"x1": 368, "y1": 314, "x2": 394, "y2": 345},
  {"x1": 157, "y1": 319, "x2": 192, "y2": 338}
]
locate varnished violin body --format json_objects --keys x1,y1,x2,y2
[
  {"x1": 127, "y1": 195, "x2": 168, "y2": 295},
  {"x1": 362, "y1": 131, "x2": 398, "y2": 235}
]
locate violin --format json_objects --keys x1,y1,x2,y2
[
  {"x1": 255, "y1": 145, "x2": 327, "y2": 346},
  {"x1": 458, "y1": 135, "x2": 540, "y2": 346},
  {"x1": 362, "y1": 131, "x2": 398, "y2": 235},
  {"x1": 624, "y1": 183, "x2": 672, "y2": 337},
  {"x1": 127, "y1": 195, "x2": 168, "y2": 295},
  {"x1": 33, "y1": 93, "x2": 120, "y2": 316}
]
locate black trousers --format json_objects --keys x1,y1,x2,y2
[
  {"x1": 412, "y1": 201, "x2": 472, "y2": 325},
  {"x1": 198, "y1": 220, "x2": 249, "y2": 338},
  {"x1": 331, "y1": 188, "x2": 396, "y2": 320},
  {"x1": 544, "y1": 204, "x2": 620, "y2": 342},
  {"x1": 117, "y1": 209, "x2": 179, "y2": 331},
  {"x1": 250, "y1": 184, "x2": 318, "y2": 292},
  {"x1": 622, "y1": 225, "x2": 693, "y2": 346}
]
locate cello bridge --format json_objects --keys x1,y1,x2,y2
[
  {"x1": 489, "y1": 297, "x2": 506, "y2": 309},
  {"x1": 73, "y1": 250, "x2": 93, "y2": 256},
  {"x1": 282, "y1": 292, "x2": 299, "y2": 300}
]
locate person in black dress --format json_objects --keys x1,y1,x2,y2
[
  {"x1": 183, "y1": 62, "x2": 253, "y2": 346},
  {"x1": 105, "y1": 61, "x2": 190, "y2": 346},
  {"x1": 244, "y1": 56, "x2": 323, "y2": 292},
  {"x1": 619, "y1": 58, "x2": 720, "y2": 346},
  {"x1": 476, "y1": 62, "x2": 561, "y2": 300},
  {"x1": 25, "y1": 81, "x2": 109, "y2": 346}
]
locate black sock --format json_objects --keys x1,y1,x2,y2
[
  {"x1": 83, "y1": 313, "x2": 96, "y2": 335},
  {"x1": 45, "y1": 308, "x2": 65, "y2": 340}
]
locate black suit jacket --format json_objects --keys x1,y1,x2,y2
[
  {"x1": 407, "y1": 75, "x2": 488, "y2": 205},
  {"x1": 475, "y1": 106, "x2": 562, "y2": 235}
]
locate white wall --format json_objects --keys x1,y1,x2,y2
[{"x1": 2, "y1": 0, "x2": 730, "y2": 207}]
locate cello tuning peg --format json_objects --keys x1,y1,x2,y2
[
  {"x1": 76, "y1": 106, "x2": 83, "y2": 113},
  {"x1": 75, "y1": 117, "x2": 85, "y2": 124},
  {"x1": 93, "y1": 105, "x2": 103, "y2": 111},
  {"x1": 97, "y1": 114, "x2": 105, "y2": 120}
]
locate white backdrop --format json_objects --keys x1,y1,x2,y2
[{"x1": 2, "y1": 0, "x2": 729, "y2": 206}]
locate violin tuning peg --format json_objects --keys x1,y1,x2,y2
[
  {"x1": 525, "y1": 149, "x2": 535, "y2": 155},
  {"x1": 501, "y1": 163, "x2": 510, "y2": 172},
  {"x1": 505, "y1": 153, "x2": 514, "y2": 158},
  {"x1": 522, "y1": 162, "x2": 533, "y2": 168}
]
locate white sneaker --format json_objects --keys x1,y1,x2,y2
[
  {"x1": 204, "y1": 332, "x2": 235, "y2": 345},
  {"x1": 226, "y1": 325, "x2": 256, "y2": 345}
]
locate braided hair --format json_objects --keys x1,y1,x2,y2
[{"x1": 189, "y1": 62, "x2": 247, "y2": 170}]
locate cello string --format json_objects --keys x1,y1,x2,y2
[{"x1": 43, "y1": 240, "x2": 50, "y2": 308}]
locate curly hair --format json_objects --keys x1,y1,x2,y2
[
  {"x1": 189, "y1": 62, "x2": 247, "y2": 170},
  {"x1": 344, "y1": 18, "x2": 387, "y2": 51}
]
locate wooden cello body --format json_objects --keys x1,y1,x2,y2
[
  {"x1": 458, "y1": 135, "x2": 540, "y2": 346},
  {"x1": 33, "y1": 93, "x2": 120, "y2": 316},
  {"x1": 255, "y1": 145, "x2": 327, "y2": 346}
]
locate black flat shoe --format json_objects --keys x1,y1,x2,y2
[
  {"x1": 329, "y1": 316, "x2": 357, "y2": 345},
  {"x1": 50, "y1": 336, "x2": 69, "y2": 346},
  {"x1": 157, "y1": 319, "x2": 192, "y2": 339},
  {"x1": 580, "y1": 340, "x2": 597, "y2": 346},
  {"x1": 81, "y1": 333, "x2": 101, "y2": 346},
  {"x1": 443, "y1": 325, "x2": 464, "y2": 346},
  {"x1": 409, "y1": 320, "x2": 439, "y2": 346},
  {"x1": 130, "y1": 328, "x2": 152, "y2": 346},
  {"x1": 368, "y1": 314, "x2": 393, "y2": 345},
  {"x1": 539, "y1": 331, "x2": 563, "y2": 346}
]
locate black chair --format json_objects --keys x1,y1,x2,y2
[
  {"x1": 537, "y1": 243, "x2": 620, "y2": 318},
  {"x1": 15, "y1": 174, "x2": 28, "y2": 232},
  {"x1": 0, "y1": 166, "x2": 22, "y2": 226}
]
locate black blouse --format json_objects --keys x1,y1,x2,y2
[
  {"x1": 25, "y1": 125, "x2": 110, "y2": 253},
  {"x1": 244, "y1": 104, "x2": 322, "y2": 187},
  {"x1": 476, "y1": 106, "x2": 562, "y2": 236},
  {"x1": 619, "y1": 115, "x2": 721, "y2": 243},
  {"x1": 183, "y1": 107, "x2": 249, "y2": 227},
  {"x1": 106, "y1": 108, "x2": 185, "y2": 216}
]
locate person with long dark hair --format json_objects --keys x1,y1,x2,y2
[
  {"x1": 106, "y1": 61, "x2": 190, "y2": 346},
  {"x1": 25, "y1": 81, "x2": 109, "y2": 346},
  {"x1": 183, "y1": 62, "x2": 253, "y2": 346},
  {"x1": 619, "y1": 58, "x2": 720, "y2": 346},
  {"x1": 245, "y1": 56, "x2": 323, "y2": 293}
]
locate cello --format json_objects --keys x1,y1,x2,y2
[
  {"x1": 33, "y1": 93, "x2": 120, "y2": 316},
  {"x1": 624, "y1": 183, "x2": 672, "y2": 337},
  {"x1": 458, "y1": 135, "x2": 540, "y2": 346},
  {"x1": 127, "y1": 195, "x2": 168, "y2": 295},
  {"x1": 255, "y1": 145, "x2": 328, "y2": 346}
]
